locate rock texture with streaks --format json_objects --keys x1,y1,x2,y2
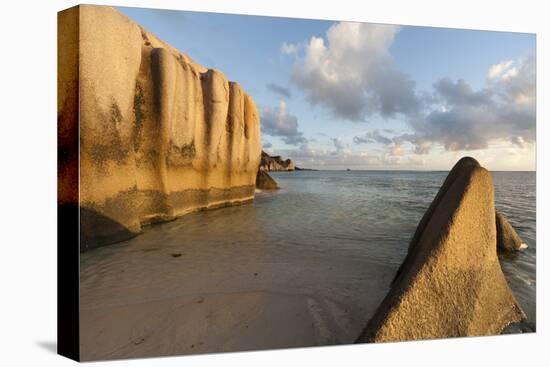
[
  {"x1": 356, "y1": 157, "x2": 526, "y2": 343},
  {"x1": 58, "y1": 5, "x2": 261, "y2": 251}
]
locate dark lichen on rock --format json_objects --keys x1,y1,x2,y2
[
  {"x1": 67, "y1": 5, "x2": 261, "y2": 250},
  {"x1": 132, "y1": 83, "x2": 146, "y2": 151}
]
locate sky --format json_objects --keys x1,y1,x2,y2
[{"x1": 118, "y1": 6, "x2": 536, "y2": 171}]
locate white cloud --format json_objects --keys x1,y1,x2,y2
[
  {"x1": 353, "y1": 130, "x2": 393, "y2": 145},
  {"x1": 285, "y1": 22, "x2": 419, "y2": 121},
  {"x1": 280, "y1": 42, "x2": 300, "y2": 55},
  {"x1": 399, "y1": 53, "x2": 536, "y2": 154},
  {"x1": 487, "y1": 60, "x2": 513, "y2": 80},
  {"x1": 493, "y1": 54, "x2": 536, "y2": 106},
  {"x1": 266, "y1": 83, "x2": 292, "y2": 99},
  {"x1": 502, "y1": 67, "x2": 519, "y2": 81},
  {"x1": 332, "y1": 137, "x2": 346, "y2": 151},
  {"x1": 277, "y1": 27, "x2": 535, "y2": 168},
  {"x1": 278, "y1": 142, "x2": 424, "y2": 170},
  {"x1": 390, "y1": 143, "x2": 403, "y2": 156},
  {"x1": 487, "y1": 56, "x2": 535, "y2": 105},
  {"x1": 511, "y1": 136, "x2": 526, "y2": 148},
  {"x1": 261, "y1": 101, "x2": 307, "y2": 146}
]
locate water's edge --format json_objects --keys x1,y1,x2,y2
[{"x1": 79, "y1": 170, "x2": 535, "y2": 358}]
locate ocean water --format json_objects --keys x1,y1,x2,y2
[
  {"x1": 269, "y1": 170, "x2": 536, "y2": 324},
  {"x1": 492, "y1": 171, "x2": 536, "y2": 324},
  {"x1": 80, "y1": 170, "x2": 536, "y2": 351}
]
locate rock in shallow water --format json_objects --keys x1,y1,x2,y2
[
  {"x1": 356, "y1": 157, "x2": 526, "y2": 343},
  {"x1": 496, "y1": 212, "x2": 528, "y2": 253},
  {"x1": 256, "y1": 170, "x2": 280, "y2": 190}
]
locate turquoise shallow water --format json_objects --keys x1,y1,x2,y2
[{"x1": 267, "y1": 170, "x2": 536, "y2": 324}]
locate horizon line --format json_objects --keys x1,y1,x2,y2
[{"x1": 288, "y1": 168, "x2": 537, "y2": 172}]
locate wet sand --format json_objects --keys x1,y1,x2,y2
[{"x1": 80, "y1": 201, "x2": 396, "y2": 360}]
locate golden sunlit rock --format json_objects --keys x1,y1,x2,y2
[{"x1": 58, "y1": 5, "x2": 261, "y2": 250}]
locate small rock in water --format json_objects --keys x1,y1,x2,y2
[
  {"x1": 519, "y1": 243, "x2": 528, "y2": 250},
  {"x1": 256, "y1": 170, "x2": 279, "y2": 190},
  {"x1": 496, "y1": 212, "x2": 527, "y2": 253}
]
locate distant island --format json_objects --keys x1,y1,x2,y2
[
  {"x1": 259, "y1": 150, "x2": 316, "y2": 171},
  {"x1": 259, "y1": 151, "x2": 295, "y2": 171}
]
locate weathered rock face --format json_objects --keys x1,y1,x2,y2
[
  {"x1": 256, "y1": 170, "x2": 280, "y2": 190},
  {"x1": 259, "y1": 151, "x2": 295, "y2": 171},
  {"x1": 496, "y1": 212, "x2": 528, "y2": 253},
  {"x1": 58, "y1": 5, "x2": 261, "y2": 251},
  {"x1": 357, "y1": 157, "x2": 526, "y2": 343}
]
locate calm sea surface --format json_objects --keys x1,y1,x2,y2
[
  {"x1": 268, "y1": 170, "x2": 536, "y2": 324},
  {"x1": 81, "y1": 170, "x2": 536, "y2": 333}
]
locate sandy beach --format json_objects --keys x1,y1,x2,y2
[{"x1": 79, "y1": 200, "x2": 396, "y2": 360}]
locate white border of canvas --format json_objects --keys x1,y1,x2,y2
[{"x1": 0, "y1": 0, "x2": 547, "y2": 366}]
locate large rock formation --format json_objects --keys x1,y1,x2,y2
[
  {"x1": 357, "y1": 157, "x2": 526, "y2": 343},
  {"x1": 58, "y1": 5, "x2": 261, "y2": 251},
  {"x1": 259, "y1": 151, "x2": 295, "y2": 171}
]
